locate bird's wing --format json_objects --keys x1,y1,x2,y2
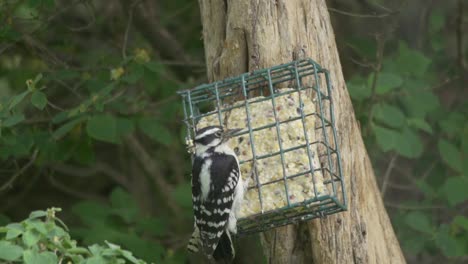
[{"x1": 197, "y1": 154, "x2": 239, "y2": 256}]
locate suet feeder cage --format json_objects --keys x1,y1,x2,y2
[{"x1": 178, "y1": 59, "x2": 346, "y2": 235}]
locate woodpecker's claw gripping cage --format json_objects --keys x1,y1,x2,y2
[{"x1": 178, "y1": 59, "x2": 346, "y2": 235}]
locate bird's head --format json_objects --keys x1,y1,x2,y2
[{"x1": 193, "y1": 126, "x2": 241, "y2": 154}]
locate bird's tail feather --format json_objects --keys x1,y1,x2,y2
[
  {"x1": 212, "y1": 231, "x2": 235, "y2": 263},
  {"x1": 187, "y1": 229, "x2": 200, "y2": 253}
]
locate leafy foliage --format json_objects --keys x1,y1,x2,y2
[
  {"x1": 71, "y1": 188, "x2": 169, "y2": 262},
  {"x1": 0, "y1": 0, "x2": 466, "y2": 263},
  {"x1": 0, "y1": 208, "x2": 146, "y2": 264},
  {"x1": 346, "y1": 5, "x2": 468, "y2": 260}
]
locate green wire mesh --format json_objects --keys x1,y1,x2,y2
[{"x1": 178, "y1": 59, "x2": 346, "y2": 235}]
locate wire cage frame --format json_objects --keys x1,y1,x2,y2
[{"x1": 178, "y1": 59, "x2": 346, "y2": 235}]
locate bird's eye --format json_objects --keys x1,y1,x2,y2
[{"x1": 215, "y1": 131, "x2": 222, "y2": 137}]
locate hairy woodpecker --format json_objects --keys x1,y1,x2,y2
[{"x1": 187, "y1": 126, "x2": 245, "y2": 262}]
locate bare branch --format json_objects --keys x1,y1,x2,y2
[
  {"x1": 381, "y1": 155, "x2": 397, "y2": 198},
  {"x1": 125, "y1": 134, "x2": 181, "y2": 214},
  {"x1": 122, "y1": 0, "x2": 139, "y2": 59},
  {"x1": 52, "y1": 162, "x2": 129, "y2": 187},
  {"x1": 119, "y1": 0, "x2": 191, "y2": 64},
  {"x1": 67, "y1": 1, "x2": 96, "y2": 32},
  {"x1": 365, "y1": 35, "x2": 385, "y2": 135},
  {"x1": 456, "y1": 0, "x2": 468, "y2": 72},
  {"x1": 385, "y1": 202, "x2": 445, "y2": 210},
  {"x1": 0, "y1": 150, "x2": 39, "y2": 192},
  {"x1": 328, "y1": 7, "x2": 395, "y2": 19},
  {"x1": 48, "y1": 171, "x2": 106, "y2": 202}
]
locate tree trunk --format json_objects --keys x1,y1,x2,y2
[{"x1": 197, "y1": 0, "x2": 406, "y2": 263}]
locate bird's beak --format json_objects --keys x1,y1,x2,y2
[{"x1": 224, "y1": 128, "x2": 242, "y2": 138}]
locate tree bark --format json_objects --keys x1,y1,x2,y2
[{"x1": 197, "y1": 0, "x2": 406, "y2": 263}]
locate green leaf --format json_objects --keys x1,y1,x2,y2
[
  {"x1": 72, "y1": 201, "x2": 112, "y2": 227},
  {"x1": 138, "y1": 118, "x2": 172, "y2": 146},
  {"x1": 346, "y1": 36, "x2": 377, "y2": 59},
  {"x1": 29, "y1": 210, "x2": 47, "y2": 219},
  {"x1": 430, "y1": 33, "x2": 445, "y2": 51},
  {"x1": 370, "y1": 72, "x2": 403, "y2": 94},
  {"x1": 0, "y1": 241, "x2": 23, "y2": 261},
  {"x1": 438, "y1": 139, "x2": 462, "y2": 172},
  {"x1": 405, "y1": 211, "x2": 433, "y2": 234},
  {"x1": 52, "y1": 116, "x2": 86, "y2": 140},
  {"x1": 395, "y1": 41, "x2": 431, "y2": 77},
  {"x1": 415, "y1": 180, "x2": 436, "y2": 198},
  {"x1": 23, "y1": 250, "x2": 58, "y2": 264},
  {"x1": 116, "y1": 117, "x2": 135, "y2": 136},
  {"x1": 30, "y1": 91, "x2": 47, "y2": 110},
  {"x1": 28, "y1": 221, "x2": 47, "y2": 235},
  {"x1": 373, "y1": 103, "x2": 406, "y2": 128},
  {"x1": 442, "y1": 177, "x2": 468, "y2": 206},
  {"x1": 6, "y1": 227, "x2": 23, "y2": 240},
  {"x1": 86, "y1": 114, "x2": 118, "y2": 143},
  {"x1": 402, "y1": 90, "x2": 440, "y2": 118},
  {"x1": 22, "y1": 229, "x2": 40, "y2": 247},
  {"x1": 104, "y1": 240, "x2": 121, "y2": 250},
  {"x1": 0, "y1": 214, "x2": 10, "y2": 226},
  {"x1": 0, "y1": 25, "x2": 21, "y2": 41},
  {"x1": 110, "y1": 188, "x2": 138, "y2": 223},
  {"x1": 402, "y1": 235, "x2": 426, "y2": 254},
  {"x1": 8, "y1": 91, "x2": 29, "y2": 110},
  {"x1": 462, "y1": 124, "x2": 468, "y2": 155},
  {"x1": 72, "y1": 138, "x2": 95, "y2": 165},
  {"x1": 3, "y1": 113, "x2": 25, "y2": 127},
  {"x1": 407, "y1": 118, "x2": 433, "y2": 134},
  {"x1": 144, "y1": 61, "x2": 164, "y2": 73},
  {"x1": 435, "y1": 225, "x2": 460, "y2": 257},
  {"x1": 52, "y1": 111, "x2": 70, "y2": 124},
  {"x1": 136, "y1": 217, "x2": 167, "y2": 236},
  {"x1": 347, "y1": 77, "x2": 371, "y2": 101},
  {"x1": 429, "y1": 10, "x2": 445, "y2": 32},
  {"x1": 84, "y1": 256, "x2": 106, "y2": 264},
  {"x1": 53, "y1": 70, "x2": 80, "y2": 80},
  {"x1": 172, "y1": 182, "x2": 192, "y2": 208},
  {"x1": 373, "y1": 125, "x2": 397, "y2": 152},
  {"x1": 439, "y1": 112, "x2": 465, "y2": 137},
  {"x1": 453, "y1": 216, "x2": 468, "y2": 232},
  {"x1": 122, "y1": 64, "x2": 144, "y2": 84},
  {"x1": 121, "y1": 248, "x2": 142, "y2": 264},
  {"x1": 394, "y1": 128, "x2": 423, "y2": 158}
]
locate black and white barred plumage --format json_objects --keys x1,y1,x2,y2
[{"x1": 187, "y1": 126, "x2": 244, "y2": 262}]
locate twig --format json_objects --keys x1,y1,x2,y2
[
  {"x1": 48, "y1": 171, "x2": 106, "y2": 202},
  {"x1": 23, "y1": 35, "x2": 69, "y2": 67},
  {"x1": 0, "y1": 0, "x2": 82, "y2": 56},
  {"x1": 456, "y1": 0, "x2": 467, "y2": 72},
  {"x1": 348, "y1": 56, "x2": 374, "y2": 68},
  {"x1": 328, "y1": 8, "x2": 394, "y2": 18},
  {"x1": 47, "y1": 101, "x2": 65, "y2": 111},
  {"x1": 125, "y1": 134, "x2": 181, "y2": 214},
  {"x1": 1, "y1": 168, "x2": 41, "y2": 211},
  {"x1": 381, "y1": 154, "x2": 397, "y2": 198},
  {"x1": 52, "y1": 78, "x2": 84, "y2": 99},
  {"x1": 385, "y1": 202, "x2": 445, "y2": 210},
  {"x1": 52, "y1": 162, "x2": 129, "y2": 187},
  {"x1": 163, "y1": 1, "x2": 195, "y2": 21},
  {"x1": 119, "y1": 0, "x2": 192, "y2": 67},
  {"x1": 365, "y1": 35, "x2": 385, "y2": 135},
  {"x1": 67, "y1": 1, "x2": 96, "y2": 32},
  {"x1": 122, "y1": 1, "x2": 138, "y2": 59},
  {"x1": 420, "y1": 162, "x2": 436, "y2": 181},
  {"x1": 386, "y1": 181, "x2": 413, "y2": 191},
  {"x1": 157, "y1": 60, "x2": 205, "y2": 67},
  {"x1": 0, "y1": 149, "x2": 39, "y2": 192}
]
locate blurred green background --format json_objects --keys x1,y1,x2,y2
[{"x1": 0, "y1": 0, "x2": 467, "y2": 263}]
